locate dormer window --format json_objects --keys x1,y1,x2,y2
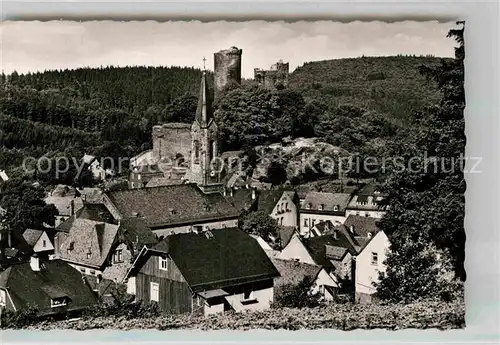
[
  {"x1": 318, "y1": 204, "x2": 324, "y2": 211},
  {"x1": 51, "y1": 298, "x2": 67, "y2": 308},
  {"x1": 159, "y1": 256, "x2": 168, "y2": 271},
  {"x1": 306, "y1": 203, "x2": 311, "y2": 210},
  {"x1": 333, "y1": 205, "x2": 339, "y2": 212}
]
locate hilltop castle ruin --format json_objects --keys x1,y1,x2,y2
[{"x1": 254, "y1": 60, "x2": 290, "y2": 90}]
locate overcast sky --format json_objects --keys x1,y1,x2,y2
[{"x1": 0, "y1": 20, "x2": 458, "y2": 78}]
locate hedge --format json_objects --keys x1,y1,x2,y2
[{"x1": 6, "y1": 300, "x2": 465, "y2": 331}]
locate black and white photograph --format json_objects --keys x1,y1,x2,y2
[{"x1": 0, "y1": 18, "x2": 467, "y2": 332}]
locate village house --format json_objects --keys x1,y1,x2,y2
[
  {"x1": 129, "y1": 164, "x2": 166, "y2": 189},
  {"x1": 44, "y1": 185, "x2": 85, "y2": 227},
  {"x1": 124, "y1": 227, "x2": 280, "y2": 316},
  {"x1": 98, "y1": 184, "x2": 242, "y2": 239},
  {"x1": 279, "y1": 226, "x2": 358, "y2": 289},
  {"x1": 82, "y1": 154, "x2": 114, "y2": 182},
  {"x1": 299, "y1": 192, "x2": 352, "y2": 236},
  {"x1": 0, "y1": 256, "x2": 98, "y2": 316},
  {"x1": 258, "y1": 190, "x2": 300, "y2": 227},
  {"x1": 55, "y1": 215, "x2": 157, "y2": 282},
  {"x1": 354, "y1": 230, "x2": 390, "y2": 303},
  {"x1": 22, "y1": 228, "x2": 55, "y2": 260},
  {"x1": 270, "y1": 257, "x2": 339, "y2": 301},
  {"x1": 345, "y1": 184, "x2": 387, "y2": 219},
  {"x1": 344, "y1": 215, "x2": 390, "y2": 303}
]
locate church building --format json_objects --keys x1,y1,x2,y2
[{"x1": 129, "y1": 50, "x2": 242, "y2": 194}]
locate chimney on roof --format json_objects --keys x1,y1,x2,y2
[
  {"x1": 333, "y1": 228, "x2": 339, "y2": 240},
  {"x1": 30, "y1": 254, "x2": 40, "y2": 271}
]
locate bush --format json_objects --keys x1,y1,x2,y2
[
  {"x1": 1, "y1": 305, "x2": 39, "y2": 329},
  {"x1": 274, "y1": 276, "x2": 322, "y2": 308}
]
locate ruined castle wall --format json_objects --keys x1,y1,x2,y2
[
  {"x1": 254, "y1": 61, "x2": 290, "y2": 90},
  {"x1": 152, "y1": 123, "x2": 192, "y2": 163},
  {"x1": 214, "y1": 47, "x2": 242, "y2": 99}
]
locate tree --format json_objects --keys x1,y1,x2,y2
[
  {"x1": 375, "y1": 22, "x2": 466, "y2": 302},
  {"x1": 274, "y1": 275, "x2": 322, "y2": 308},
  {"x1": 0, "y1": 177, "x2": 58, "y2": 247},
  {"x1": 239, "y1": 210, "x2": 279, "y2": 246}
]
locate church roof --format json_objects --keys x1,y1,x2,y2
[{"x1": 194, "y1": 71, "x2": 214, "y2": 128}]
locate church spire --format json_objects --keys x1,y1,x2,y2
[{"x1": 194, "y1": 69, "x2": 213, "y2": 128}]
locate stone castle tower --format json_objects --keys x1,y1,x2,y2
[
  {"x1": 214, "y1": 47, "x2": 242, "y2": 100},
  {"x1": 188, "y1": 70, "x2": 223, "y2": 194}
]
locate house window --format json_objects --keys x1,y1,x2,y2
[
  {"x1": 79, "y1": 267, "x2": 85, "y2": 273},
  {"x1": 137, "y1": 174, "x2": 141, "y2": 180},
  {"x1": 280, "y1": 217, "x2": 284, "y2": 225},
  {"x1": 150, "y1": 282, "x2": 159, "y2": 302},
  {"x1": 304, "y1": 218, "x2": 309, "y2": 227},
  {"x1": 42, "y1": 240, "x2": 47, "y2": 248},
  {"x1": 371, "y1": 252, "x2": 378, "y2": 265},
  {"x1": 0, "y1": 289, "x2": 6, "y2": 306},
  {"x1": 113, "y1": 249, "x2": 123, "y2": 263},
  {"x1": 311, "y1": 219, "x2": 316, "y2": 227},
  {"x1": 89, "y1": 269, "x2": 95, "y2": 275},
  {"x1": 86, "y1": 253, "x2": 91, "y2": 259},
  {"x1": 365, "y1": 212, "x2": 370, "y2": 217},
  {"x1": 356, "y1": 211, "x2": 360, "y2": 216},
  {"x1": 159, "y1": 256, "x2": 168, "y2": 271},
  {"x1": 51, "y1": 298, "x2": 67, "y2": 308},
  {"x1": 285, "y1": 202, "x2": 289, "y2": 211}
]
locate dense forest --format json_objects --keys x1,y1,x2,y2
[{"x1": 0, "y1": 55, "x2": 445, "y2": 181}]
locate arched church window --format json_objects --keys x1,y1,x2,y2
[
  {"x1": 209, "y1": 140, "x2": 216, "y2": 162},
  {"x1": 194, "y1": 141, "x2": 200, "y2": 164}
]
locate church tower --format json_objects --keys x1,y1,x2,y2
[{"x1": 189, "y1": 67, "x2": 223, "y2": 194}]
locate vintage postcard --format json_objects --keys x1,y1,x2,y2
[{"x1": 0, "y1": 19, "x2": 466, "y2": 333}]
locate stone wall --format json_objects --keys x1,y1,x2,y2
[
  {"x1": 152, "y1": 123, "x2": 192, "y2": 164},
  {"x1": 254, "y1": 61, "x2": 290, "y2": 90}
]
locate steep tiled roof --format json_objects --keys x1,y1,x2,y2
[
  {"x1": 151, "y1": 227, "x2": 280, "y2": 291},
  {"x1": 278, "y1": 225, "x2": 297, "y2": 249},
  {"x1": 76, "y1": 203, "x2": 115, "y2": 223},
  {"x1": 106, "y1": 184, "x2": 240, "y2": 228},
  {"x1": 44, "y1": 193, "x2": 84, "y2": 217},
  {"x1": 225, "y1": 188, "x2": 256, "y2": 212},
  {"x1": 270, "y1": 257, "x2": 322, "y2": 289},
  {"x1": 344, "y1": 215, "x2": 380, "y2": 238},
  {"x1": 119, "y1": 217, "x2": 158, "y2": 251},
  {"x1": 0, "y1": 259, "x2": 98, "y2": 314},
  {"x1": 22, "y1": 229, "x2": 44, "y2": 247},
  {"x1": 301, "y1": 192, "x2": 352, "y2": 213},
  {"x1": 302, "y1": 232, "x2": 357, "y2": 268},
  {"x1": 145, "y1": 177, "x2": 184, "y2": 188},
  {"x1": 58, "y1": 218, "x2": 120, "y2": 269},
  {"x1": 257, "y1": 190, "x2": 284, "y2": 215}
]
